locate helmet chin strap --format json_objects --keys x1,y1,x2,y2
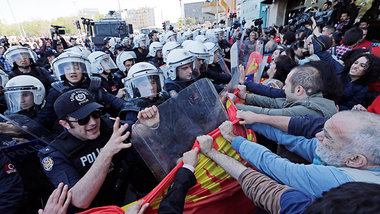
[{"x1": 19, "y1": 65, "x2": 30, "y2": 69}]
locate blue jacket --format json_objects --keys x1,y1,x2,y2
[
  {"x1": 232, "y1": 123, "x2": 353, "y2": 197},
  {"x1": 244, "y1": 81, "x2": 286, "y2": 98},
  {"x1": 315, "y1": 51, "x2": 344, "y2": 77},
  {"x1": 338, "y1": 74, "x2": 369, "y2": 110}
]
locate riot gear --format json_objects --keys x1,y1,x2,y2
[
  {"x1": 51, "y1": 52, "x2": 91, "y2": 82},
  {"x1": 88, "y1": 51, "x2": 117, "y2": 75},
  {"x1": 116, "y1": 51, "x2": 136, "y2": 72},
  {"x1": 4, "y1": 75, "x2": 45, "y2": 114},
  {"x1": 164, "y1": 31, "x2": 177, "y2": 43},
  {"x1": 64, "y1": 46, "x2": 91, "y2": 58},
  {"x1": 0, "y1": 69, "x2": 9, "y2": 88},
  {"x1": 185, "y1": 41, "x2": 209, "y2": 60},
  {"x1": 147, "y1": 42, "x2": 163, "y2": 58},
  {"x1": 162, "y1": 41, "x2": 181, "y2": 63},
  {"x1": 124, "y1": 62, "x2": 165, "y2": 99},
  {"x1": 166, "y1": 49, "x2": 199, "y2": 81},
  {"x1": 4, "y1": 46, "x2": 36, "y2": 68}
]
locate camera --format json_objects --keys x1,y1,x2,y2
[
  {"x1": 51, "y1": 25, "x2": 65, "y2": 35},
  {"x1": 232, "y1": 21, "x2": 241, "y2": 29},
  {"x1": 253, "y1": 17, "x2": 264, "y2": 27}
]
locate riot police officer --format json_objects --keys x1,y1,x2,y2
[
  {"x1": 204, "y1": 42, "x2": 231, "y2": 92},
  {"x1": 3, "y1": 75, "x2": 45, "y2": 118},
  {"x1": 38, "y1": 89, "x2": 131, "y2": 210},
  {"x1": 33, "y1": 52, "x2": 126, "y2": 131},
  {"x1": 88, "y1": 51, "x2": 122, "y2": 97},
  {"x1": 115, "y1": 51, "x2": 136, "y2": 89},
  {"x1": 119, "y1": 62, "x2": 169, "y2": 124},
  {"x1": 133, "y1": 35, "x2": 149, "y2": 63},
  {"x1": 4, "y1": 46, "x2": 55, "y2": 90},
  {"x1": 164, "y1": 49, "x2": 200, "y2": 96},
  {"x1": 0, "y1": 69, "x2": 9, "y2": 113},
  {"x1": 146, "y1": 42, "x2": 164, "y2": 68}
]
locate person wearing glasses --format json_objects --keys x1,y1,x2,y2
[{"x1": 38, "y1": 89, "x2": 156, "y2": 211}]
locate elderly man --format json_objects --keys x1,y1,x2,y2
[
  {"x1": 236, "y1": 65, "x2": 337, "y2": 118},
  {"x1": 218, "y1": 110, "x2": 380, "y2": 197}
]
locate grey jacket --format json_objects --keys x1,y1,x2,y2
[{"x1": 236, "y1": 93, "x2": 337, "y2": 118}]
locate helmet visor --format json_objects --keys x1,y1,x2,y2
[
  {"x1": 176, "y1": 61, "x2": 200, "y2": 81},
  {"x1": 125, "y1": 74, "x2": 164, "y2": 98},
  {"x1": 100, "y1": 56, "x2": 117, "y2": 70},
  {"x1": 8, "y1": 50, "x2": 34, "y2": 65},
  {"x1": 4, "y1": 89, "x2": 36, "y2": 113},
  {"x1": 53, "y1": 57, "x2": 90, "y2": 81}
]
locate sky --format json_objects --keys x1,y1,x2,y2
[{"x1": 0, "y1": 0, "x2": 202, "y2": 27}]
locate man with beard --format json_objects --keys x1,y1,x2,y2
[
  {"x1": 235, "y1": 65, "x2": 337, "y2": 119},
  {"x1": 218, "y1": 110, "x2": 380, "y2": 197}
]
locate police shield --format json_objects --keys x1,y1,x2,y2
[
  {"x1": 131, "y1": 78, "x2": 228, "y2": 181},
  {"x1": 243, "y1": 40, "x2": 265, "y2": 83},
  {"x1": 0, "y1": 114, "x2": 52, "y2": 161}
]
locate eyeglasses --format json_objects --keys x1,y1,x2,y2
[{"x1": 66, "y1": 109, "x2": 103, "y2": 126}]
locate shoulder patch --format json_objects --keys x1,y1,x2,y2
[
  {"x1": 42, "y1": 157, "x2": 54, "y2": 171},
  {"x1": 4, "y1": 163, "x2": 17, "y2": 174}
]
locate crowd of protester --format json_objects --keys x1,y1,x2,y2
[{"x1": 1, "y1": 0, "x2": 380, "y2": 213}]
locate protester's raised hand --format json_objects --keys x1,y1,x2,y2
[
  {"x1": 197, "y1": 135, "x2": 214, "y2": 156},
  {"x1": 237, "y1": 85, "x2": 247, "y2": 100},
  {"x1": 236, "y1": 110, "x2": 259, "y2": 125},
  {"x1": 219, "y1": 121, "x2": 237, "y2": 142},
  {"x1": 38, "y1": 183, "x2": 71, "y2": 214},
  {"x1": 138, "y1": 105, "x2": 160, "y2": 128},
  {"x1": 103, "y1": 117, "x2": 131, "y2": 156},
  {"x1": 183, "y1": 147, "x2": 200, "y2": 168},
  {"x1": 125, "y1": 200, "x2": 149, "y2": 214},
  {"x1": 352, "y1": 104, "x2": 367, "y2": 112}
]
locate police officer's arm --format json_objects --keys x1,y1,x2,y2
[{"x1": 70, "y1": 118, "x2": 131, "y2": 209}]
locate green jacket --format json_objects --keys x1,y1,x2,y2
[{"x1": 236, "y1": 93, "x2": 337, "y2": 118}]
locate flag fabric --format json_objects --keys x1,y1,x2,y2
[
  {"x1": 244, "y1": 51, "x2": 263, "y2": 82},
  {"x1": 79, "y1": 97, "x2": 258, "y2": 214},
  {"x1": 122, "y1": 98, "x2": 258, "y2": 213}
]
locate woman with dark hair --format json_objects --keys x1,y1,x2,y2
[{"x1": 338, "y1": 52, "x2": 380, "y2": 110}]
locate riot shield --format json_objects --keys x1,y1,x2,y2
[
  {"x1": 243, "y1": 40, "x2": 266, "y2": 82},
  {"x1": 0, "y1": 113, "x2": 53, "y2": 161},
  {"x1": 0, "y1": 113, "x2": 54, "y2": 213},
  {"x1": 230, "y1": 42, "x2": 238, "y2": 75},
  {"x1": 131, "y1": 78, "x2": 228, "y2": 181}
]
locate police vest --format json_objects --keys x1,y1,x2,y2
[{"x1": 42, "y1": 120, "x2": 127, "y2": 207}]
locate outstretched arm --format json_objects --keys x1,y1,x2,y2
[
  {"x1": 197, "y1": 135, "x2": 293, "y2": 214},
  {"x1": 70, "y1": 118, "x2": 131, "y2": 209}
]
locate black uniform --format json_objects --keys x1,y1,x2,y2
[
  {"x1": 8, "y1": 65, "x2": 55, "y2": 91},
  {"x1": 33, "y1": 77, "x2": 125, "y2": 130},
  {"x1": 0, "y1": 152, "x2": 24, "y2": 214},
  {"x1": 133, "y1": 48, "x2": 149, "y2": 63},
  {"x1": 38, "y1": 118, "x2": 157, "y2": 211}
]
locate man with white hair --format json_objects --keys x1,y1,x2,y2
[{"x1": 218, "y1": 110, "x2": 380, "y2": 197}]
